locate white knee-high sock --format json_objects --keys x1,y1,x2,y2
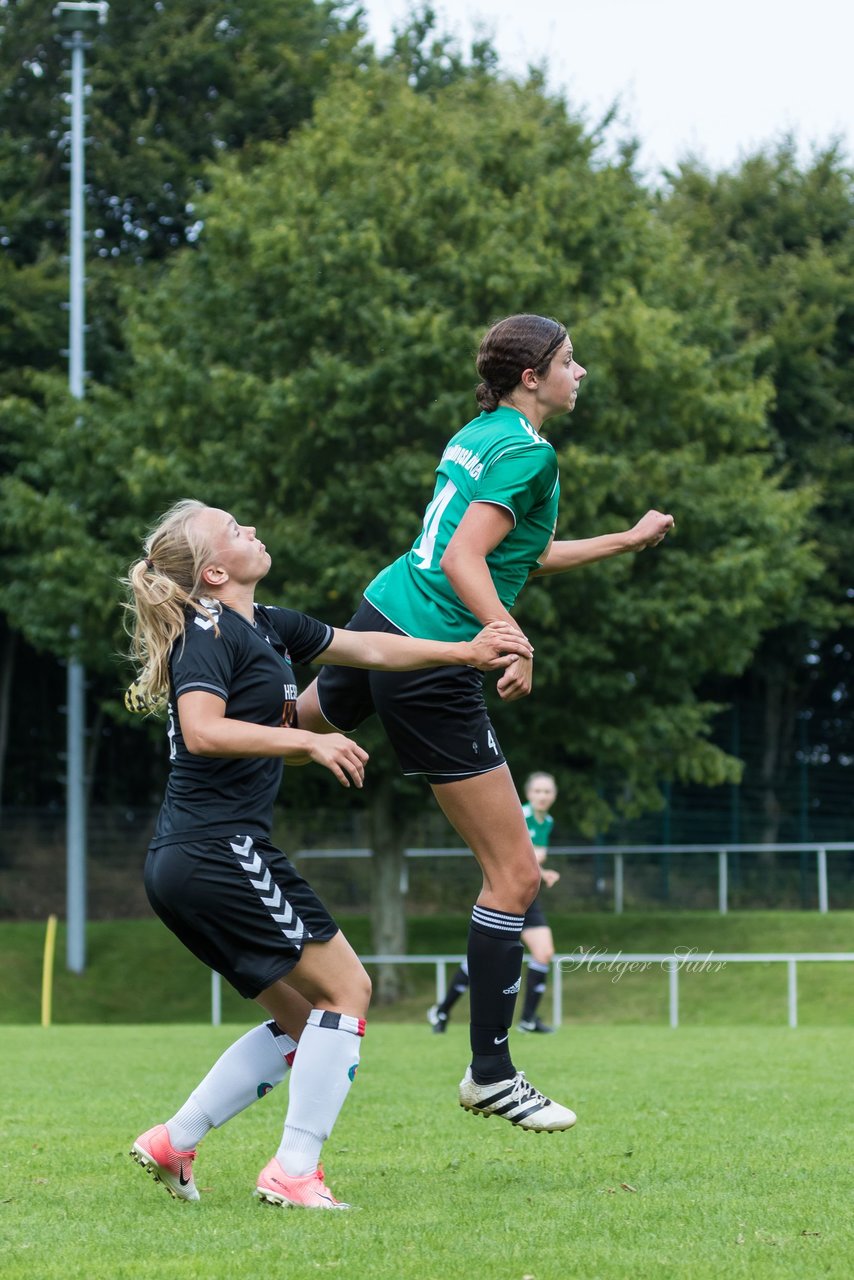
[
  {"x1": 166, "y1": 1021, "x2": 297, "y2": 1151},
  {"x1": 276, "y1": 1009, "x2": 365, "y2": 1177}
]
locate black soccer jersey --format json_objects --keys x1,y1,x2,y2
[{"x1": 150, "y1": 599, "x2": 333, "y2": 847}]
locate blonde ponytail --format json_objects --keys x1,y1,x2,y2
[{"x1": 122, "y1": 499, "x2": 220, "y2": 707}]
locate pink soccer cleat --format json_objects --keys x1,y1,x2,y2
[
  {"x1": 130, "y1": 1123, "x2": 200, "y2": 1202},
  {"x1": 255, "y1": 1158, "x2": 350, "y2": 1210}
]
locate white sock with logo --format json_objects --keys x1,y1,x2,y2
[
  {"x1": 166, "y1": 1021, "x2": 297, "y2": 1151},
  {"x1": 276, "y1": 1009, "x2": 365, "y2": 1177}
]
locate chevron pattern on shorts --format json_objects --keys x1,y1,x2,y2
[{"x1": 230, "y1": 835, "x2": 307, "y2": 944}]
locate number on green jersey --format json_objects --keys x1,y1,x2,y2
[{"x1": 412, "y1": 479, "x2": 458, "y2": 571}]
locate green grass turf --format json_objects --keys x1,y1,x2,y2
[
  {"x1": 2, "y1": 1025, "x2": 852, "y2": 1280},
  {"x1": 1, "y1": 912, "x2": 852, "y2": 1026}
]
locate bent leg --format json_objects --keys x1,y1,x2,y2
[
  {"x1": 437, "y1": 961, "x2": 469, "y2": 1016},
  {"x1": 295, "y1": 678, "x2": 332, "y2": 734},
  {"x1": 257, "y1": 931, "x2": 371, "y2": 1021},
  {"x1": 430, "y1": 767, "x2": 540, "y2": 1082},
  {"x1": 519, "y1": 925, "x2": 554, "y2": 1027},
  {"x1": 521, "y1": 924, "x2": 555, "y2": 967},
  {"x1": 165, "y1": 1019, "x2": 300, "y2": 1152},
  {"x1": 257, "y1": 935, "x2": 371, "y2": 1186},
  {"x1": 430, "y1": 766, "x2": 540, "y2": 913},
  {"x1": 162, "y1": 983, "x2": 314, "y2": 1153}
]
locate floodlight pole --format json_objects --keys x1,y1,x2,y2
[{"x1": 56, "y1": 1, "x2": 108, "y2": 974}]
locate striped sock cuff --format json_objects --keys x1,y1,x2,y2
[
  {"x1": 527, "y1": 960, "x2": 550, "y2": 973},
  {"x1": 307, "y1": 1009, "x2": 367, "y2": 1037},
  {"x1": 265, "y1": 1019, "x2": 299, "y2": 1062},
  {"x1": 471, "y1": 904, "x2": 525, "y2": 937}
]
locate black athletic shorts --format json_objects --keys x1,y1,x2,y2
[
  {"x1": 522, "y1": 894, "x2": 548, "y2": 930},
  {"x1": 315, "y1": 598, "x2": 507, "y2": 785},
  {"x1": 143, "y1": 832, "x2": 339, "y2": 999}
]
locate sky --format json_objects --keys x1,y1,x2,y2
[{"x1": 358, "y1": 0, "x2": 852, "y2": 177}]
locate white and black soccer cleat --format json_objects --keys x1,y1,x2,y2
[
  {"x1": 518, "y1": 1016, "x2": 555, "y2": 1034},
  {"x1": 427, "y1": 1004, "x2": 449, "y2": 1034},
  {"x1": 459, "y1": 1068, "x2": 576, "y2": 1132}
]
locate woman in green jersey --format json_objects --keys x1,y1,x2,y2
[
  {"x1": 298, "y1": 314, "x2": 673, "y2": 1132},
  {"x1": 517, "y1": 770, "x2": 560, "y2": 1032}
]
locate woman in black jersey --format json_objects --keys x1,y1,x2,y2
[{"x1": 124, "y1": 498, "x2": 530, "y2": 1211}]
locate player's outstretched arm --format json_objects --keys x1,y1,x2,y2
[
  {"x1": 177, "y1": 690, "x2": 369, "y2": 787},
  {"x1": 314, "y1": 621, "x2": 533, "y2": 674},
  {"x1": 531, "y1": 509, "x2": 674, "y2": 577}
]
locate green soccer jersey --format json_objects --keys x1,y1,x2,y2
[
  {"x1": 522, "y1": 801, "x2": 554, "y2": 849},
  {"x1": 365, "y1": 406, "x2": 559, "y2": 640}
]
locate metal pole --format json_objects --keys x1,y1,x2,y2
[
  {"x1": 660, "y1": 781, "x2": 671, "y2": 902},
  {"x1": 65, "y1": 27, "x2": 88, "y2": 974},
  {"x1": 799, "y1": 717, "x2": 809, "y2": 906},
  {"x1": 66, "y1": 635, "x2": 87, "y2": 971},
  {"x1": 729, "y1": 701, "x2": 741, "y2": 845},
  {"x1": 787, "y1": 958, "x2": 797, "y2": 1029},
  {"x1": 211, "y1": 970, "x2": 222, "y2": 1026},
  {"x1": 614, "y1": 852, "x2": 624, "y2": 914},
  {"x1": 718, "y1": 849, "x2": 728, "y2": 915},
  {"x1": 668, "y1": 959, "x2": 679, "y2": 1028},
  {"x1": 817, "y1": 849, "x2": 828, "y2": 914},
  {"x1": 436, "y1": 959, "x2": 447, "y2": 1003},
  {"x1": 57, "y1": 4, "x2": 108, "y2": 970},
  {"x1": 68, "y1": 30, "x2": 86, "y2": 402},
  {"x1": 552, "y1": 958, "x2": 562, "y2": 1029}
]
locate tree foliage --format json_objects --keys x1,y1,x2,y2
[
  {"x1": 660, "y1": 144, "x2": 854, "y2": 836},
  {"x1": 661, "y1": 144, "x2": 853, "y2": 623},
  {"x1": 0, "y1": 0, "x2": 366, "y2": 263},
  {"x1": 4, "y1": 20, "x2": 847, "y2": 985},
  {"x1": 0, "y1": 0, "x2": 374, "y2": 834},
  {"x1": 1, "y1": 64, "x2": 820, "y2": 835}
]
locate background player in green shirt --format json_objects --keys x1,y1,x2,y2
[
  {"x1": 298, "y1": 314, "x2": 673, "y2": 1133},
  {"x1": 518, "y1": 770, "x2": 560, "y2": 1033},
  {"x1": 427, "y1": 770, "x2": 560, "y2": 1034}
]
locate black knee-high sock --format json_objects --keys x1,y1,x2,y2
[
  {"x1": 521, "y1": 960, "x2": 550, "y2": 1022},
  {"x1": 467, "y1": 905, "x2": 524, "y2": 1084},
  {"x1": 437, "y1": 962, "x2": 469, "y2": 1018}
]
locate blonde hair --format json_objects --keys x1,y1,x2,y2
[{"x1": 122, "y1": 499, "x2": 220, "y2": 706}]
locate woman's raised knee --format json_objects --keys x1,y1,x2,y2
[
  {"x1": 488, "y1": 861, "x2": 540, "y2": 914},
  {"x1": 328, "y1": 961, "x2": 372, "y2": 1015}
]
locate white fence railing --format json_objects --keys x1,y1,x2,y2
[
  {"x1": 295, "y1": 842, "x2": 854, "y2": 914},
  {"x1": 547, "y1": 951, "x2": 854, "y2": 1030},
  {"x1": 211, "y1": 951, "x2": 854, "y2": 1030}
]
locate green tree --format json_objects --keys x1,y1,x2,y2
[
  {"x1": 0, "y1": 0, "x2": 366, "y2": 265},
  {"x1": 661, "y1": 144, "x2": 854, "y2": 839},
  {"x1": 0, "y1": 0, "x2": 369, "y2": 805},
  {"x1": 382, "y1": 3, "x2": 499, "y2": 92},
  {"x1": 2, "y1": 65, "x2": 818, "y2": 982}
]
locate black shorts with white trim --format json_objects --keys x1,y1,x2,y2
[
  {"x1": 522, "y1": 893, "x2": 548, "y2": 930},
  {"x1": 315, "y1": 598, "x2": 507, "y2": 785},
  {"x1": 143, "y1": 833, "x2": 339, "y2": 998}
]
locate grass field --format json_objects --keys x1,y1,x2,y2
[
  {"x1": 3, "y1": 1023, "x2": 853, "y2": 1280},
  {"x1": 2, "y1": 911, "x2": 853, "y2": 1026}
]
